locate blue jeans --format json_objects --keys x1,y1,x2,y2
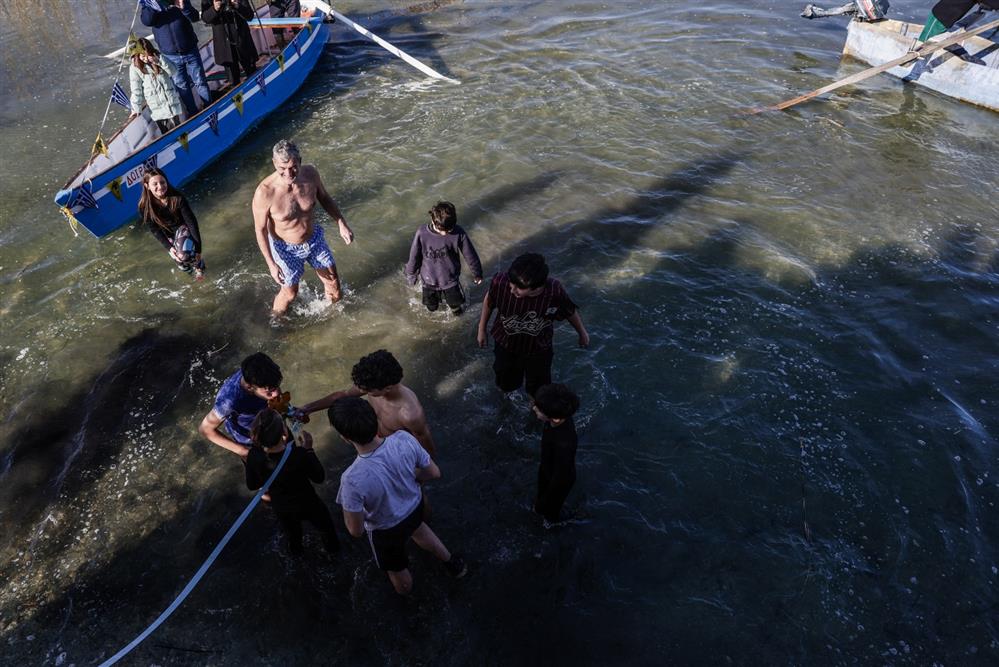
[{"x1": 162, "y1": 51, "x2": 210, "y2": 117}]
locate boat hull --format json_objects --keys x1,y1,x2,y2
[
  {"x1": 54, "y1": 17, "x2": 329, "y2": 238},
  {"x1": 843, "y1": 18, "x2": 999, "y2": 112}
]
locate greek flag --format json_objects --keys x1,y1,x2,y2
[
  {"x1": 143, "y1": 154, "x2": 158, "y2": 171},
  {"x1": 139, "y1": 0, "x2": 161, "y2": 12},
  {"x1": 207, "y1": 110, "x2": 219, "y2": 135},
  {"x1": 256, "y1": 71, "x2": 267, "y2": 95},
  {"x1": 72, "y1": 186, "x2": 98, "y2": 210},
  {"x1": 111, "y1": 81, "x2": 131, "y2": 111}
]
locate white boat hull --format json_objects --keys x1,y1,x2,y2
[{"x1": 843, "y1": 18, "x2": 999, "y2": 112}]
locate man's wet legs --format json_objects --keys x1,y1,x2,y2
[
  {"x1": 272, "y1": 284, "x2": 299, "y2": 316},
  {"x1": 316, "y1": 265, "x2": 342, "y2": 303}
]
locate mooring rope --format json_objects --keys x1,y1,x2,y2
[{"x1": 98, "y1": 442, "x2": 293, "y2": 667}]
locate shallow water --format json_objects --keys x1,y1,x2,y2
[{"x1": 1, "y1": 0, "x2": 998, "y2": 664}]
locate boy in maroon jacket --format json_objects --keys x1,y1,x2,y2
[{"x1": 476, "y1": 253, "x2": 589, "y2": 397}]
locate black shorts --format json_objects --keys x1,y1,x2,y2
[
  {"x1": 493, "y1": 343, "x2": 553, "y2": 397},
  {"x1": 422, "y1": 284, "x2": 464, "y2": 312},
  {"x1": 368, "y1": 499, "x2": 424, "y2": 572}
]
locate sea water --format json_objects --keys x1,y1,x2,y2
[{"x1": 1, "y1": 0, "x2": 997, "y2": 664}]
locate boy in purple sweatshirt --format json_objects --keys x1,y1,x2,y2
[{"x1": 404, "y1": 201, "x2": 483, "y2": 315}]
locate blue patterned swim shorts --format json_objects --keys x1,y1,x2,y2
[{"x1": 268, "y1": 224, "x2": 335, "y2": 286}]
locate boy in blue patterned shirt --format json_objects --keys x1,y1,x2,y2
[{"x1": 199, "y1": 352, "x2": 284, "y2": 458}]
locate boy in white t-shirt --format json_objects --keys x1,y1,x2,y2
[{"x1": 330, "y1": 396, "x2": 466, "y2": 594}]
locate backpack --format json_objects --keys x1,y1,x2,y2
[{"x1": 172, "y1": 224, "x2": 197, "y2": 262}]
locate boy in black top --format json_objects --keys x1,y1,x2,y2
[
  {"x1": 246, "y1": 408, "x2": 340, "y2": 556},
  {"x1": 531, "y1": 383, "x2": 580, "y2": 527}
]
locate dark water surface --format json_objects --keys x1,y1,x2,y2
[{"x1": 1, "y1": 1, "x2": 998, "y2": 664}]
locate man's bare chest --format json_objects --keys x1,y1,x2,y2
[{"x1": 270, "y1": 185, "x2": 317, "y2": 221}]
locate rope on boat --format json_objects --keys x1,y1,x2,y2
[
  {"x1": 81, "y1": 0, "x2": 143, "y2": 188},
  {"x1": 97, "y1": 442, "x2": 293, "y2": 667}
]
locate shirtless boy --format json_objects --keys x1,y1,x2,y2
[
  {"x1": 301, "y1": 349, "x2": 437, "y2": 458},
  {"x1": 252, "y1": 139, "x2": 355, "y2": 315}
]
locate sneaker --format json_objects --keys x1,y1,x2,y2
[{"x1": 443, "y1": 554, "x2": 467, "y2": 578}]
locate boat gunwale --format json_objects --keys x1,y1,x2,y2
[
  {"x1": 58, "y1": 11, "x2": 324, "y2": 192},
  {"x1": 841, "y1": 16, "x2": 999, "y2": 113}
]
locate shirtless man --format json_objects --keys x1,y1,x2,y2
[
  {"x1": 300, "y1": 349, "x2": 437, "y2": 458},
  {"x1": 252, "y1": 139, "x2": 355, "y2": 316}
]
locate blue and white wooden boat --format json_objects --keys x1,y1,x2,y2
[{"x1": 54, "y1": 10, "x2": 330, "y2": 238}]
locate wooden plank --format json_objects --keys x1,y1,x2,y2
[{"x1": 753, "y1": 18, "x2": 999, "y2": 113}]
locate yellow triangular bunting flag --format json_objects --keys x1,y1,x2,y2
[
  {"x1": 108, "y1": 177, "x2": 123, "y2": 201},
  {"x1": 233, "y1": 92, "x2": 244, "y2": 115},
  {"x1": 178, "y1": 132, "x2": 189, "y2": 151},
  {"x1": 304, "y1": 23, "x2": 312, "y2": 34},
  {"x1": 277, "y1": 53, "x2": 285, "y2": 72},
  {"x1": 126, "y1": 32, "x2": 141, "y2": 57},
  {"x1": 92, "y1": 133, "x2": 109, "y2": 158},
  {"x1": 60, "y1": 206, "x2": 81, "y2": 236}
]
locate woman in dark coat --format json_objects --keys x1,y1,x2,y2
[{"x1": 201, "y1": 0, "x2": 259, "y2": 87}]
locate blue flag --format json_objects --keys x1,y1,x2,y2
[
  {"x1": 256, "y1": 71, "x2": 267, "y2": 95},
  {"x1": 72, "y1": 186, "x2": 98, "y2": 210},
  {"x1": 111, "y1": 81, "x2": 132, "y2": 111}
]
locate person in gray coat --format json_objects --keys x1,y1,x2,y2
[{"x1": 404, "y1": 201, "x2": 483, "y2": 315}]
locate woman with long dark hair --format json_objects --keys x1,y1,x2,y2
[{"x1": 137, "y1": 167, "x2": 206, "y2": 279}]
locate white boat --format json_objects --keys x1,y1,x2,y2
[{"x1": 842, "y1": 17, "x2": 999, "y2": 112}]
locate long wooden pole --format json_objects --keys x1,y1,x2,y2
[
  {"x1": 753, "y1": 19, "x2": 999, "y2": 113},
  {"x1": 303, "y1": 0, "x2": 460, "y2": 83}
]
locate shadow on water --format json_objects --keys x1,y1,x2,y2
[
  {"x1": 4, "y1": 484, "x2": 369, "y2": 665},
  {"x1": 5, "y1": 151, "x2": 999, "y2": 664},
  {"x1": 0, "y1": 327, "x2": 234, "y2": 554},
  {"x1": 1, "y1": 152, "x2": 742, "y2": 664}
]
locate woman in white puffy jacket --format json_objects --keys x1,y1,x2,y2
[{"x1": 128, "y1": 38, "x2": 186, "y2": 133}]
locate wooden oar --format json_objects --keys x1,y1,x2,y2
[
  {"x1": 302, "y1": 0, "x2": 460, "y2": 83},
  {"x1": 753, "y1": 18, "x2": 999, "y2": 113}
]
